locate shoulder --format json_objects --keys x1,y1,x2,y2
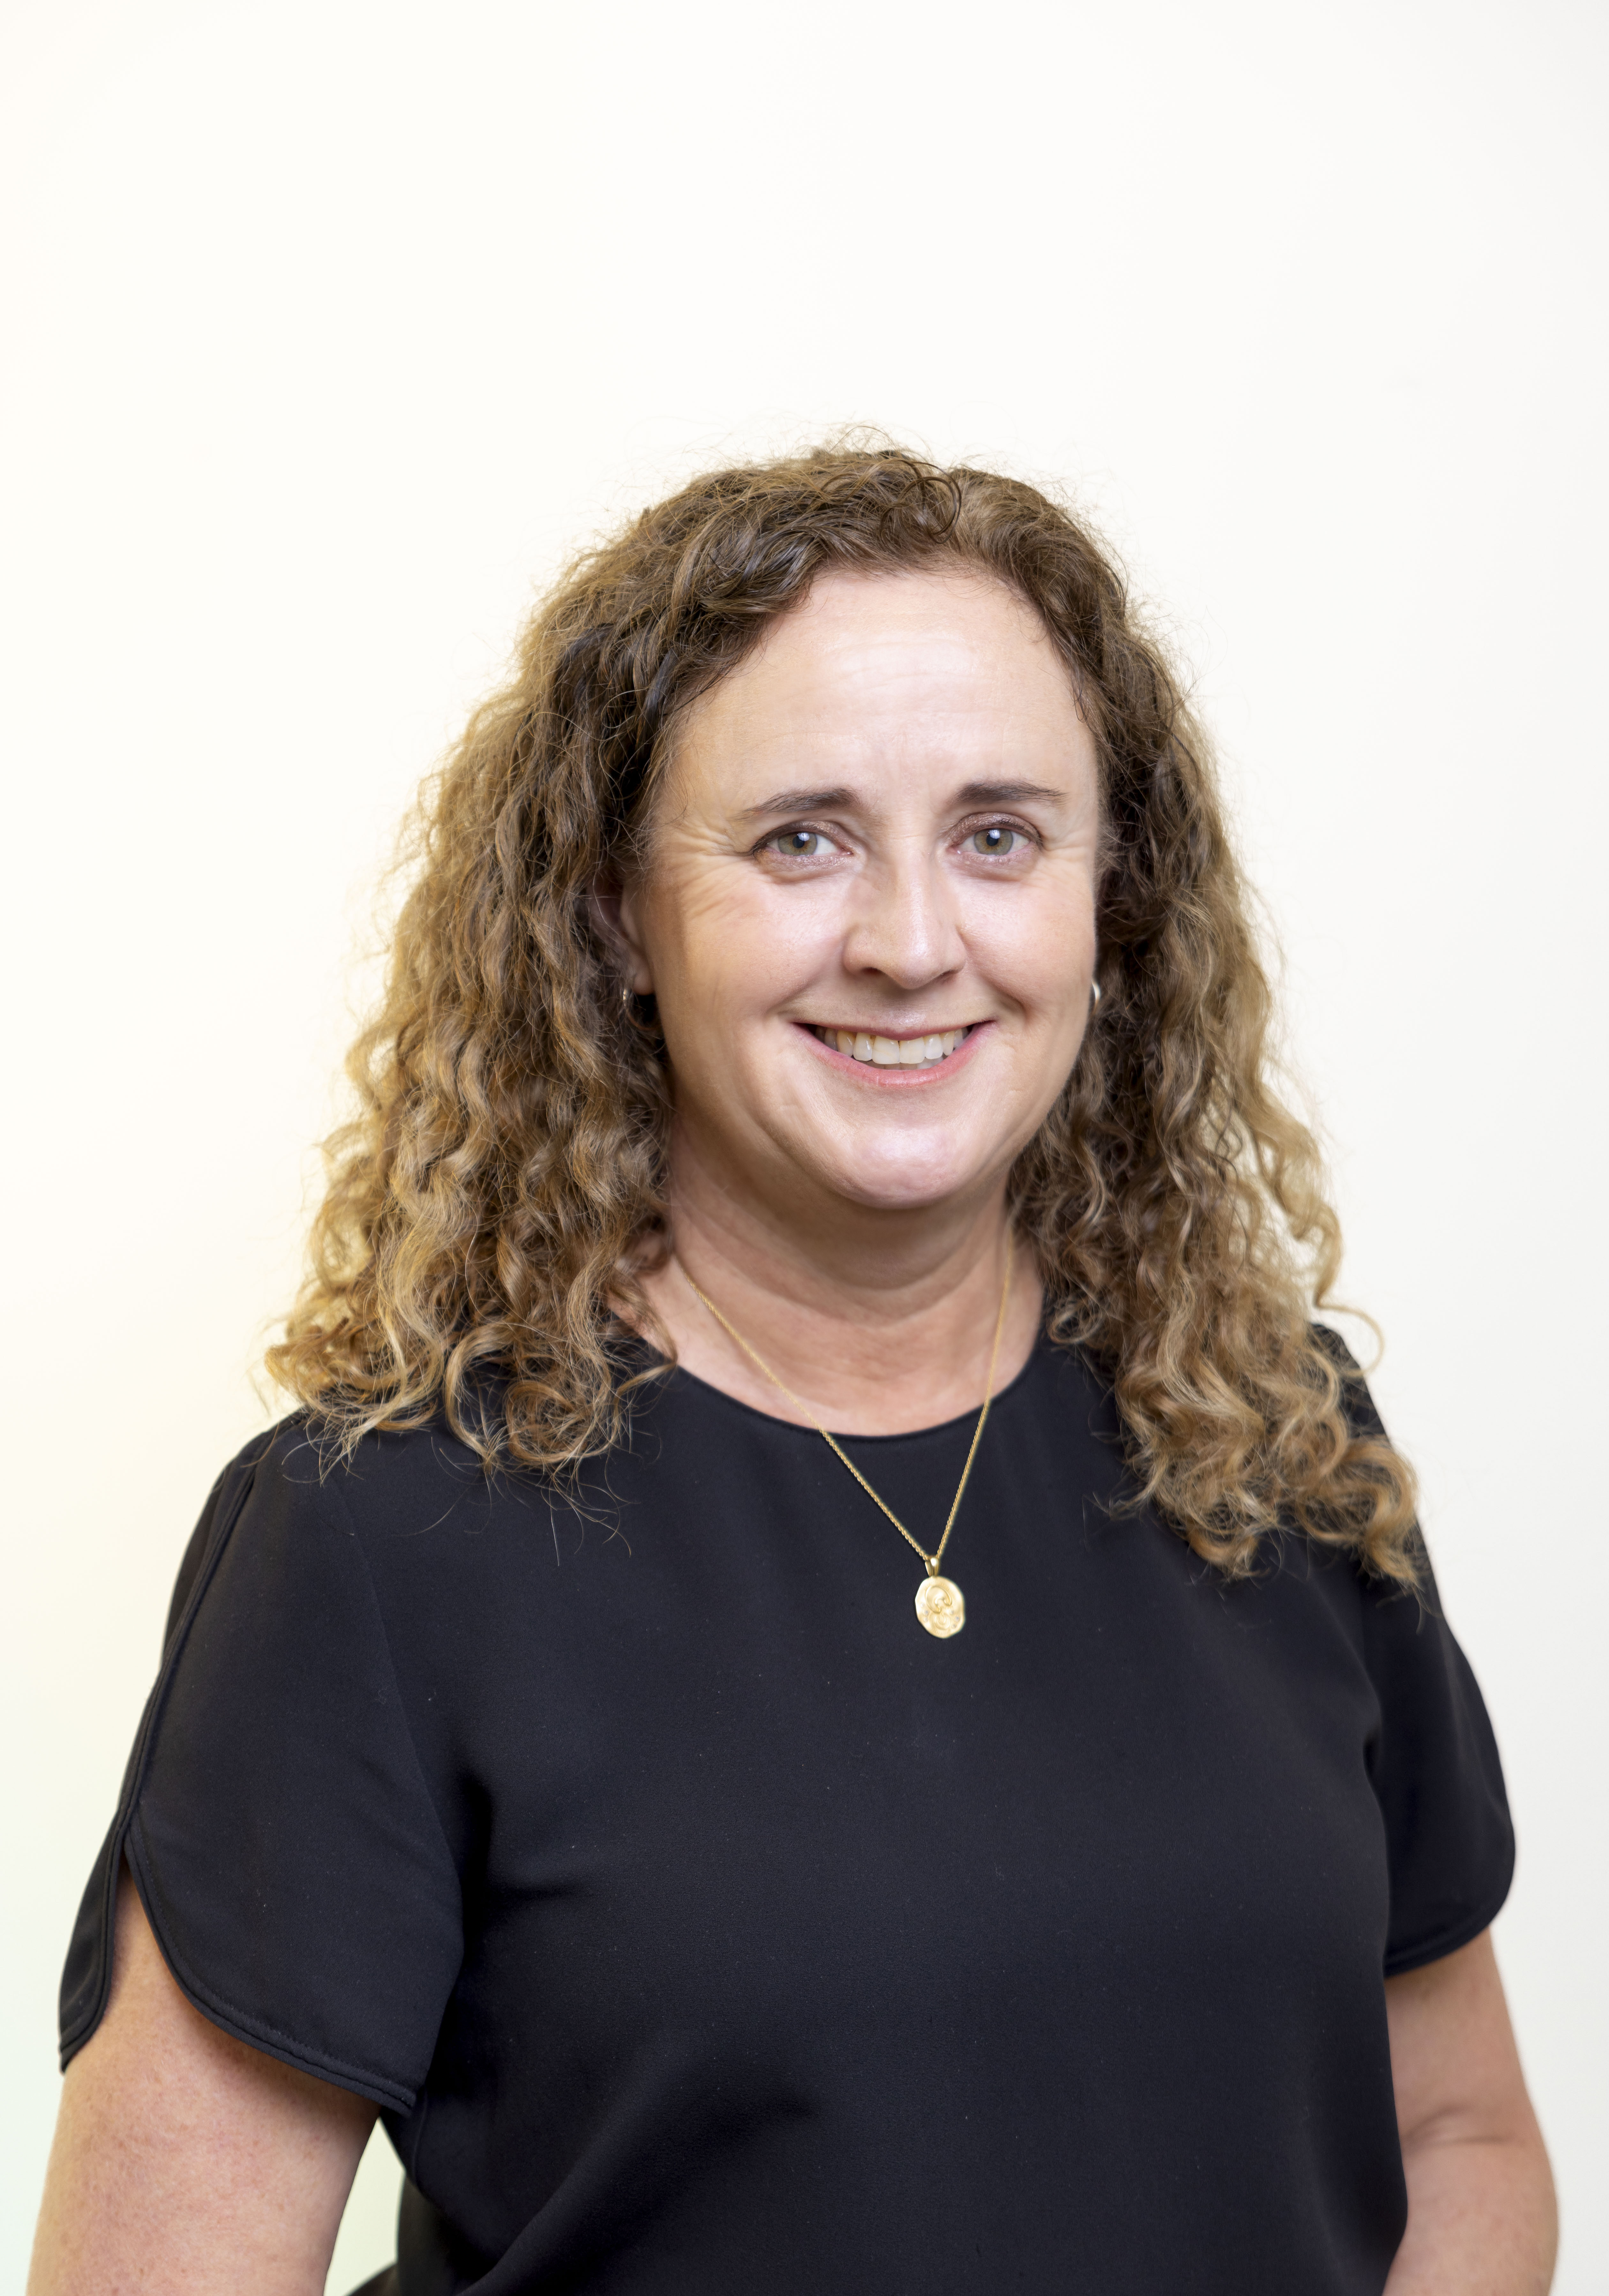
[
  {"x1": 168, "y1": 1408, "x2": 527, "y2": 1636},
  {"x1": 219, "y1": 1405, "x2": 512, "y2": 1529},
  {"x1": 1308, "y1": 1320, "x2": 1394, "y2": 1443},
  {"x1": 1309, "y1": 1318, "x2": 1372, "y2": 1403}
]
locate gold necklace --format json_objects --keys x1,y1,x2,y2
[{"x1": 677, "y1": 1250, "x2": 1014, "y2": 1639}]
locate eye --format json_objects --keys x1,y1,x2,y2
[
  {"x1": 967, "y1": 824, "x2": 1025, "y2": 856},
  {"x1": 765, "y1": 827, "x2": 841, "y2": 860}
]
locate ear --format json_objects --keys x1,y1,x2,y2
[{"x1": 590, "y1": 876, "x2": 655, "y2": 996}]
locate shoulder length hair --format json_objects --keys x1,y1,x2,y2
[{"x1": 267, "y1": 443, "x2": 1418, "y2": 1582}]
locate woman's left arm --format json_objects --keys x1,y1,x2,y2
[{"x1": 1384, "y1": 1930, "x2": 1556, "y2": 2293}]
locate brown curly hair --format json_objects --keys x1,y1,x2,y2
[{"x1": 267, "y1": 442, "x2": 1419, "y2": 1582}]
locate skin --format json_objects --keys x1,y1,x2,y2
[
  {"x1": 29, "y1": 570, "x2": 1557, "y2": 2289},
  {"x1": 609, "y1": 566, "x2": 1101, "y2": 1429},
  {"x1": 1385, "y1": 1933, "x2": 1556, "y2": 2293},
  {"x1": 29, "y1": 1867, "x2": 375, "y2": 2292}
]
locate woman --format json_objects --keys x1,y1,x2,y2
[{"x1": 31, "y1": 447, "x2": 1555, "y2": 2293}]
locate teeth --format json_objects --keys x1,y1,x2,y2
[{"x1": 816, "y1": 1026, "x2": 970, "y2": 1067}]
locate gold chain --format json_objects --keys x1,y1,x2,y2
[{"x1": 677, "y1": 1249, "x2": 1014, "y2": 1577}]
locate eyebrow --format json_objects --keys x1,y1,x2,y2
[
  {"x1": 954, "y1": 780, "x2": 1064, "y2": 807},
  {"x1": 738, "y1": 787, "x2": 856, "y2": 819},
  {"x1": 739, "y1": 779, "x2": 1064, "y2": 819}
]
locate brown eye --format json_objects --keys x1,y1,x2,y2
[{"x1": 970, "y1": 825, "x2": 1022, "y2": 855}]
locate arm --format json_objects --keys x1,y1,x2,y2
[
  {"x1": 29, "y1": 1864, "x2": 377, "y2": 2295},
  {"x1": 1383, "y1": 1929, "x2": 1556, "y2": 2295}
]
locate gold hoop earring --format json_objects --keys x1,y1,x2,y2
[
  {"x1": 1090, "y1": 979, "x2": 1102, "y2": 1009},
  {"x1": 620, "y1": 983, "x2": 661, "y2": 1042}
]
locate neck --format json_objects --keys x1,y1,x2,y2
[{"x1": 631, "y1": 1122, "x2": 1044, "y2": 1436}]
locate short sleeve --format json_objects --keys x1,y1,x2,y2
[
  {"x1": 59, "y1": 1427, "x2": 464, "y2": 2109},
  {"x1": 1362, "y1": 1562, "x2": 1514, "y2": 1975},
  {"x1": 1314, "y1": 1329, "x2": 1516, "y2": 1975}
]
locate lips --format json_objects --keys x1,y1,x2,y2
[{"x1": 809, "y1": 1025, "x2": 973, "y2": 1068}]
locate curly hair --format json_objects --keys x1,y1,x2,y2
[{"x1": 267, "y1": 442, "x2": 1419, "y2": 1582}]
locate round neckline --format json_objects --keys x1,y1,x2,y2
[{"x1": 647, "y1": 1324, "x2": 1049, "y2": 1444}]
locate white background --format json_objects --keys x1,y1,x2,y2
[{"x1": 3, "y1": 2, "x2": 1605, "y2": 2288}]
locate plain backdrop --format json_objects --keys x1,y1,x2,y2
[{"x1": 3, "y1": 1, "x2": 1605, "y2": 2288}]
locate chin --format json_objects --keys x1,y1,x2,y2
[{"x1": 806, "y1": 1143, "x2": 997, "y2": 1214}]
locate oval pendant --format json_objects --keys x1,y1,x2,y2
[{"x1": 915, "y1": 1574, "x2": 965, "y2": 1638}]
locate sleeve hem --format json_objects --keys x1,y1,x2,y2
[
  {"x1": 58, "y1": 1814, "x2": 127, "y2": 2067},
  {"x1": 1382, "y1": 1876, "x2": 1514, "y2": 1980},
  {"x1": 123, "y1": 1818, "x2": 419, "y2": 2113},
  {"x1": 58, "y1": 1442, "x2": 278, "y2": 2070}
]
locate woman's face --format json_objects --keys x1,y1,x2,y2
[{"x1": 615, "y1": 567, "x2": 1102, "y2": 1222}]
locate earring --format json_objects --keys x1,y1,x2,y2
[
  {"x1": 620, "y1": 983, "x2": 660, "y2": 1038},
  {"x1": 1090, "y1": 979, "x2": 1102, "y2": 1010}
]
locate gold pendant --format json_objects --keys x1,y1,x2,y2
[{"x1": 915, "y1": 1574, "x2": 965, "y2": 1638}]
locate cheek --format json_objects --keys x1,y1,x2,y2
[
  {"x1": 969, "y1": 879, "x2": 1094, "y2": 1011},
  {"x1": 647, "y1": 871, "x2": 833, "y2": 1017}
]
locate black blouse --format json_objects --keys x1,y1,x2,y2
[{"x1": 61, "y1": 1332, "x2": 1513, "y2": 2295}]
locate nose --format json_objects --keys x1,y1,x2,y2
[{"x1": 839, "y1": 843, "x2": 966, "y2": 993}]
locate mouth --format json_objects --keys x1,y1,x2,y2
[{"x1": 805, "y1": 1023, "x2": 976, "y2": 1069}]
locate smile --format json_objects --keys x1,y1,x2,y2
[{"x1": 808, "y1": 1025, "x2": 974, "y2": 1068}]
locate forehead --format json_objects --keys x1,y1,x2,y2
[{"x1": 667, "y1": 566, "x2": 1090, "y2": 798}]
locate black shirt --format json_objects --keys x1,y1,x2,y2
[{"x1": 61, "y1": 1332, "x2": 1513, "y2": 2294}]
